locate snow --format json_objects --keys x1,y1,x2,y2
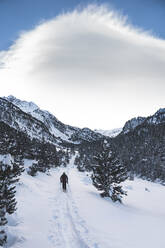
[
  {"x1": 155, "y1": 108, "x2": 165, "y2": 115},
  {"x1": 8, "y1": 158, "x2": 165, "y2": 248},
  {"x1": 49, "y1": 124, "x2": 70, "y2": 141},
  {"x1": 95, "y1": 128, "x2": 122, "y2": 138},
  {"x1": 123, "y1": 117, "x2": 146, "y2": 133},
  {"x1": 4, "y1": 95, "x2": 39, "y2": 114},
  {"x1": 3, "y1": 96, "x2": 108, "y2": 144},
  {"x1": 23, "y1": 159, "x2": 37, "y2": 170},
  {"x1": 0, "y1": 154, "x2": 13, "y2": 167},
  {"x1": 4, "y1": 95, "x2": 73, "y2": 142}
]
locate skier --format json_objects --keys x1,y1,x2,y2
[{"x1": 60, "y1": 172, "x2": 68, "y2": 192}]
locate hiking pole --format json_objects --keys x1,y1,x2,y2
[
  {"x1": 60, "y1": 181, "x2": 62, "y2": 192},
  {"x1": 67, "y1": 182, "x2": 71, "y2": 193}
]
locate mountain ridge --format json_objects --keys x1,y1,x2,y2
[
  {"x1": 122, "y1": 108, "x2": 165, "y2": 134},
  {"x1": 1, "y1": 96, "x2": 105, "y2": 146}
]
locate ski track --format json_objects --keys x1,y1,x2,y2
[
  {"x1": 48, "y1": 168, "x2": 100, "y2": 248},
  {"x1": 11, "y1": 163, "x2": 101, "y2": 248}
]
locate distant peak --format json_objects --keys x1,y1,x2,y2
[
  {"x1": 155, "y1": 108, "x2": 165, "y2": 115},
  {"x1": 94, "y1": 128, "x2": 122, "y2": 137},
  {"x1": 6, "y1": 95, "x2": 16, "y2": 100},
  {"x1": 3, "y1": 95, "x2": 39, "y2": 113},
  {"x1": 122, "y1": 116, "x2": 146, "y2": 133}
]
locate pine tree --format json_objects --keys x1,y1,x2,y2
[
  {"x1": 13, "y1": 156, "x2": 25, "y2": 177},
  {"x1": 0, "y1": 173, "x2": 7, "y2": 246},
  {"x1": 65, "y1": 149, "x2": 70, "y2": 165},
  {"x1": 91, "y1": 143, "x2": 128, "y2": 202},
  {"x1": 6, "y1": 157, "x2": 24, "y2": 214},
  {"x1": 0, "y1": 154, "x2": 23, "y2": 245},
  {"x1": 27, "y1": 163, "x2": 38, "y2": 176}
]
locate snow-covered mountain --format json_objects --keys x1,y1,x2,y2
[
  {"x1": 1, "y1": 96, "x2": 104, "y2": 145},
  {"x1": 1, "y1": 95, "x2": 165, "y2": 182},
  {"x1": 112, "y1": 108, "x2": 165, "y2": 183},
  {"x1": 147, "y1": 108, "x2": 165, "y2": 125},
  {"x1": 122, "y1": 117, "x2": 146, "y2": 133},
  {"x1": 95, "y1": 128, "x2": 122, "y2": 137},
  {"x1": 4, "y1": 95, "x2": 76, "y2": 142},
  {"x1": 122, "y1": 108, "x2": 165, "y2": 133},
  {"x1": 0, "y1": 97, "x2": 56, "y2": 144},
  {"x1": 3, "y1": 95, "x2": 39, "y2": 114}
]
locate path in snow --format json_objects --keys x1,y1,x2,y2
[
  {"x1": 12, "y1": 162, "x2": 99, "y2": 248},
  {"x1": 48, "y1": 169, "x2": 98, "y2": 248}
]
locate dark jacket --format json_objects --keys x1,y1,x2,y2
[{"x1": 60, "y1": 173, "x2": 68, "y2": 184}]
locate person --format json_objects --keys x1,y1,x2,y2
[{"x1": 60, "y1": 172, "x2": 68, "y2": 192}]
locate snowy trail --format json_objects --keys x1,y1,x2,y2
[
  {"x1": 11, "y1": 159, "x2": 165, "y2": 248},
  {"x1": 12, "y1": 164, "x2": 99, "y2": 248},
  {"x1": 49, "y1": 187, "x2": 89, "y2": 248},
  {"x1": 48, "y1": 168, "x2": 99, "y2": 248}
]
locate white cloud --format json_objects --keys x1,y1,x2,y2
[{"x1": 0, "y1": 5, "x2": 165, "y2": 129}]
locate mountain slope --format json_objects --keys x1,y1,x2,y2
[
  {"x1": 122, "y1": 108, "x2": 165, "y2": 134},
  {"x1": 2, "y1": 96, "x2": 104, "y2": 145},
  {"x1": 112, "y1": 118, "x2": 165, "y2": 182},
  {"x1": 0, "y1": 97, "x2": 57, "y2": 144},
  {"x1": 74, "y1": 108, "x2": 165, "y2": 182},
  {"x1": 1, "y1": 95, "x2": 165, "y2": 182}
]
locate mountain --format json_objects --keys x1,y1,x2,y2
[
  {"x1": 94, "y1": 109, "x2": 165, "y2": 138},
  {"x1": 0, "y1": 95, "x2": 106, "y2": 173},
  {"x1": 1, "y1": 96, "x2": 104, "y2": 146},
  {"x1": 122, "y1": 108, "x2": 165, "y2": 134},
  {"x1": 1, "y1": 95, "x2": 165, "y2": 182},
  {"x1": 74, "y1": 108, "x2": 165, "y2": 183},
  {"x1": 0, "y1": 97, "x2": 57, "y2": 144},
  {"x1": 122, "y1": 117, "x2": 146, "y2": 133},
  {"x1": 95, "y1": 128, "x2": 122, "y2": 137},
  {"x1": 147, "y1": 108, "x2": 165, "y2": 125},
  {"x1": 111, "y1": 108, "x2": 165, "y2": 182}
]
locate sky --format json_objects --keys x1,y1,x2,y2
[{"x1": 0, "y1": 0, "x2": 165, "y2": 130}]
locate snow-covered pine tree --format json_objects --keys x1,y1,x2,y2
[
  {"x1": 4, "y1": 166, "x2": 17, "y2": 215},
  {"x1": 91, "y1": 142, "x2": 128, "y2": 203},
  {"x1": 27, "y1": 163, "x2": 38, "y2": 176},
  {"x1": 6, "y1": 157, "x2": 24, "y2": 214},
  {"x1": 65, "y1": 149, "x2": 70, "y2": 165},
  {"x1": 13, "y1": 156, "x2": 25, "y2": 178},
  {"x1": 0, "y1": 165, "x2": 7, "y2": 246},
  {"x1": 0, "y1": 154, "x2": 23, "y2": 245}
]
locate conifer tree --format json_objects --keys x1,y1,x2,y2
[
  {"x1": 13, "y1": 156, "x2": 25, "y2": 177},
  {"x1": 27, "y1": 163, "x2": 38, "y2": 176},
  {"x1": 0, "y1": 171, "x2": 7, "y2": 246},
  {"x1": 0, "y1": 154, "x2": 23, "y2": 245},
  {"x1": 91, "y1": 142, "x2": 128, "y2": 202}
]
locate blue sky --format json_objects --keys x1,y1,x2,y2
[{"x1": 0, "y1": 0, "x2": 165, "y2": 50}]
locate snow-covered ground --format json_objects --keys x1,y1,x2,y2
[{"x1": 8, "y1": 158, "x2": 165, "y2": 248}]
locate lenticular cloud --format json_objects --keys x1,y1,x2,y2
[{"x1": 1, "y1": 5, "x2": 165, "y2": 87}]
